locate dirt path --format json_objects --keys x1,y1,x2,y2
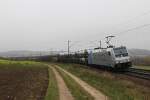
[
  {"x1": 55, "y1": 65, "x2": 108, "y2": 100},
  {"x1": 49, "y1": 66, "x2": 74, "y2": 100}
]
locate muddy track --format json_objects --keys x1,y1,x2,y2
[
  {"x1": 49, "y1": 65, "x2": 74, "y2": 100},
  {"x1": 54, "y1": 65, "x2": 107, "y2": 100}
]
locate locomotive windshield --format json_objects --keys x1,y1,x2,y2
[{"x1": 113, "y1": 47, "x2": 128, "y2": 57}]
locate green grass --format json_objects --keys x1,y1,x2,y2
[
  {"x1": 45, "y1": 67, "x2": 59, "y2": 100},
  {"x1": 55, "y1": 66, "x2": 94, "y2": 100},
  {"x1": 57, "y1": 63, "x2": 150, "y2": 100},
  {"x1": 133, "y1": 65, "x2": 150, "y2": 70},
  {"x1": 0, "y1": 59, "x2": 48, "y2": 69}
]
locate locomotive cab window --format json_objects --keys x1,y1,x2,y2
[{"x1": 113, "y1": 47, "x2": 128, "y2": 57}]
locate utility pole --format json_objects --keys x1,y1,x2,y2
[
  {"x1": 99, "y1": 40, "x2": 101, "y2": 49},
  {"x1": 68, "y1": 40, "x2": 70, "y2": 56},
  {"x1": 67, "y1": 40, "x2": 79, "y2": 55},
  {"x1": 98, "y1": 40, "x2": 102, "y2": 52}
]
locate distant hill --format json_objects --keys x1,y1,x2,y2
[
  {"x1": 0, "y1": 49, "x2": 150, "y2": 58},
  {"x1": 128, "y1": 49, "x2": 150, "y2": 57},
  {"x1": 0, "y1": 50, "x2": 59, "y2": 57}
]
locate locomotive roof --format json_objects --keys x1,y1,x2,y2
[{"x1": 92, "y1": 46, "x2": 127, "y2": 53}]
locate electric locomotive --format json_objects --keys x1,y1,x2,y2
[
  {"x1": 87, "y1": 36, "x2": 132, "y2": 69},
  {"x1": 88, "y1": 46, "x2": 132, "y2": 69}
]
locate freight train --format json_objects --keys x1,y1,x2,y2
[
  {"x1": 57, "y1": 46, "x2": 132, "y2": 70},
  {"x1": 57, "y1": 36, "x2": 132, "y2": 70}
]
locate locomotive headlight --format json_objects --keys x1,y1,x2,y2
[
  {"x1": 116, "y1": 61, "x2": 119, "y2": 64},
  {"x1": 128, "y1": 59, "x2": 130, "y2": 62}
]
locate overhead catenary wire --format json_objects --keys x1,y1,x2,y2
[
  {"x1": 85, "y1": 23, "x2": 150, "y2": 51},
  {"x1": 112, "y1": 10, "x2": 150, "y2": 30},
  {"x1": 111, "y1": 10, "x2": 150, "y2": 36},
  {"x1": 113, "y1": 23, "x2": 150, "y2": 36},
  {"x1": 65, "y1": 10, "x2": 150, "y2": 53}
]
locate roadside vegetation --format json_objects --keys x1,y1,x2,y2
[
  {"x1": 45, "y1": 67, "x2": 59, "y2": 100},
  {"x1": 55, "y1": 66, "x2": 94, "y2": 100},
  {"x1": 0, "y1": 60, "x2": 49, "y2": 100},
  {"x1": 132, "y1": 56, "x2": 150, "y2": 66},
  {"x1": 132, "y1": 65, "x2": 150, "y2": 70},
  {"x1": 132, "y1": 56, "x2": 150, "y2": 70},
  {"x1": 58, "y1": 63, "x2": 150, "y2": 100},
  {"x1": 0, "y1": 59, "x2": 47, "y2": 69}
]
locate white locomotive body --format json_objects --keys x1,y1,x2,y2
[{"x1": 88, "y1": 46, "x2": 132, "y2": 69}]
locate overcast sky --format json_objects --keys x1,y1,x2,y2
[{"x1": 0, "y1": 0, "x2": 150, "y2": 52}]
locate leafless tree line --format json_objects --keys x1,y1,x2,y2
[{"x1": 132, "y1": 56, "x2": 150, "y2": 66}]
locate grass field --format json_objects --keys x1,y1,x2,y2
[
  {"x1": 45, "y1": 67, "x2": 59, "y2": 100},
  {"x1": 1, "y1": 59, "x2": 149, "y2": 100},
  {"x1": 58, "y1": 63, "x2": 150, "y2": 100},
  {"x1": 0, "y1": 60, "x2": 49, "y2": 100},
  {"x1": 56, "y1": 66, "x2": 94, "y2": 100}
]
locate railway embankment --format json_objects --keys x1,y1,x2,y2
[
  {"x1": 125, "y1": 67, "x2": 150, "y2": 80},
  {"x1": 57, "y1": 63, "x2": 150, "y2": 100}
]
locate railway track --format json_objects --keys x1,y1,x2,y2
[
  {"x1": 85, "y1": 64, "x2": 150, "y2": 80},
  {"x1": 125, "y1": 68, "x2": 150, "y2": 80}
]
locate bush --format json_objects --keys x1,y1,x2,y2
[{"x1": 132, "y1": 56, "x2": 150, "y2": 66}]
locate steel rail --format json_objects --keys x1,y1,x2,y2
[{"x1": 125, "y1": 68, "x2": 150, "y2": 80}]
